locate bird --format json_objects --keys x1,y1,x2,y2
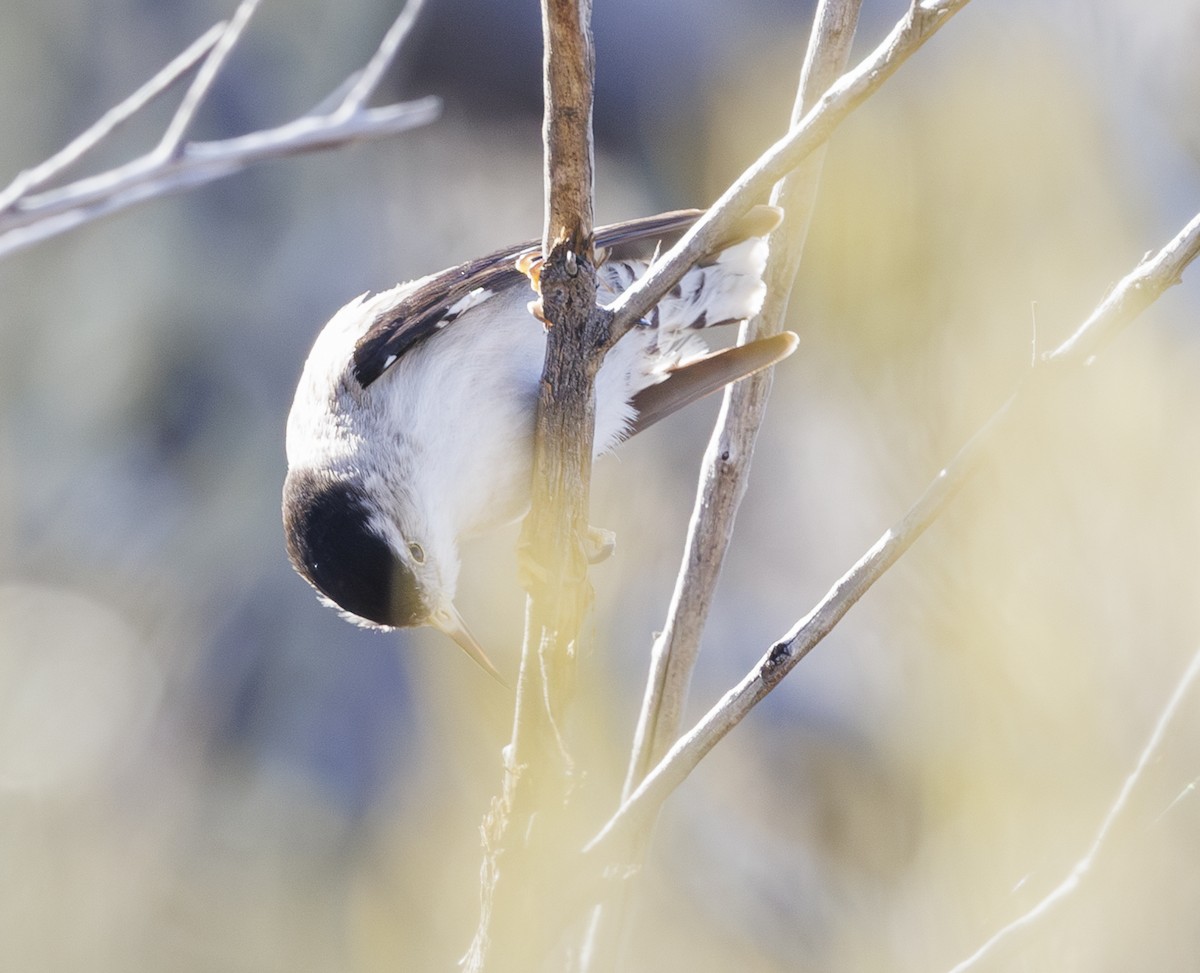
[{"x1": 283, "y1": 206, "x2": 797, "y2": 682}]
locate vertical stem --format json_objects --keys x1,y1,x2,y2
[
  {"x1": 581, "y1": 3, "x2": 863, "y2": 969},
  {"x1": 542, "y1": 0, "x2": 596, "y2": 254},
  {"x1": 465, "y1": 1, "x2": 603, "y2": 969},
  {"x1": 627, "y1": 0, "x2": 862, "y2": 797}
]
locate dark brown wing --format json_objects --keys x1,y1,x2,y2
[
  {"x1": 627, "y1": 332, "x2": 798, "y2": 438},
  {"x1": 351, "y1": 211, "x2": 704, "y2": 388}
]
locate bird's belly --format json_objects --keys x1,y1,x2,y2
[
  {"x1": 454, "y1": 440, "x2": 534, "y2": 537},
  {"x1": 378, "y1": 292, "x2": 648, "y2": 542}
]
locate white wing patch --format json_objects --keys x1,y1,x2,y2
[{"x1": 443, "y1": 286, "x2": 492, "y2": 322}]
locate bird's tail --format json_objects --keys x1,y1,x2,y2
[
  {"x1": 594, "y1": 204, "x2": 796, "y2": 445},
  {"x1": 596, "y1": 205, "x2": 782, "y2": 334},
  {"x1": 627, "y1": 331, "x2": 797, "y2": 437}
]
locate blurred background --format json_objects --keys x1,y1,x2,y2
[{"x1": 2, "y1": 0, "x2": 1200, "y2": 969}]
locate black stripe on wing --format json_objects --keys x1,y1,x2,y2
[
  {"x1": 351, "y1": 210, "x2": 703, "y2": 388},
  {"x1": 352, "y1": 249, "x2": 523, "y2": 388}
]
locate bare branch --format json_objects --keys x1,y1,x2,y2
[
  {"x1": 607, "y1": 0, "x2": 971, "y2": 337},
  {"x1": 337, "y1": 0, "x2": 429, "y2": 115},
  {"x1": 575, "y1": 13, "x2": 867, "y2": 971},
  {"x1": 540, "y1": 0, "x2": 595, "y2": 254},
  {"x1": 946, "y1": 646, "x2": 1200, "y2": 973},
  {"x1": 625, "y1": 0, "x2": 863, "y2": 803},
  {"x1": 465, "y1": 0, "x2": 603, "y2": 968},
  {"x1": 0, "y1": 0, "x2": 438, "y2": 261},
  {"x1": 1047, "y1": 210, "x2": 1200, "y2": 365},
  {"x1": 578, "y1": 5, "x2": 865, "y2": 970},
  {"x1": 584, "y1": 202, "x2": 1200, "y2": 863},
  {"x1": 156, "y1": 0, "x2": 262, "y2": 159},
  {"x1": 0, "y1": 23, "x2": 225, "y2": 214},
  {"x1": 0, "y1": 100, "x2": 438, "y2": 260}
]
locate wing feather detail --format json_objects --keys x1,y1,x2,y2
[
  {"x1": 627, "y1": 332, "x2": 798, "y2": 438},
  {"x1": 351, "y1": 211, "x2": 705, "y2": 388}
]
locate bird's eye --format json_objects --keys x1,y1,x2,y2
[{"x1": 408, "y1": 542, "x2": 425, "y2": 563}]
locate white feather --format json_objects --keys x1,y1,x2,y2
[{"x1": 286, "y1": 226, "x2": 776, "y2": 610}]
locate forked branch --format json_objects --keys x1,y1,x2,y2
[
  {"x1": 625, "y1": 0, "x2": 863, "y2": 807},
  {"x1": 605, "y1": 0, "x2": 972, "y2": 338},
  {"x1": 580, "y1": 3, "x2": 865, "y2": 969},
  {"x1": 0, "y1": 0, "x2": 438, "y2": 260},
  {"x1": 585, "y1": 203, "x2": 1200, "y2": 863}
]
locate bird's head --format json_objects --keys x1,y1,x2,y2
[{"x1": 282, "y1": 468, "x2": 505, "y2": 684}]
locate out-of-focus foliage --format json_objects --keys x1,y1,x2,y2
[{"x1": 1, "y1": 1, "x2": 1199, "y2": 970}]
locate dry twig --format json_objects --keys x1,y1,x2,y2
[
  {"x1": 465, "y1": 0, "x2": 606, "y2": 969},
  {"x1": 625, "y1": 0, "x2": 863, "y2": 806},
  {"x1": 580, "y1": 2, "x2": 864, "y2": 968},
  {"x1": 468, "y1": 2, "x2": 976, "y2": 965},
  {"x1": 946, "y1": 646, "x2": 1200, "y2": 973},
  {"x1": 584, "y1": 204, "x2": 1200, "y2": 864},
  {"x1": 0, "y1": 0, "x2": 438, "y2": 260},
  {"x1": 605, "y1": 0, "x2": 971, "y2": 338}
]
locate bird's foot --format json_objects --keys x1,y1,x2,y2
[
  {"x1": 584, "y1": 525, "x2": 616, "y2": 565},
  {"x1": 516, "y1": 545, "x2": 549, "y2": 592}
]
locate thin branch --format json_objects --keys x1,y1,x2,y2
[
  {"x1": 1046, "y1": 210, "x2": 1200, "y2": 365},
  {"x1": 155, "y1": 0, "x2": 262, "y2": 159},
  {"x1": 0, "y1": 23, "x2": 226, "y2": 214},
  {"x1": 625, "y1": 0, "x2": 863, "y2": 804},
  {"x1": 945, "y1": 646, "x2": 1200, "y2": 973},
  {"x1": 464, "y1": 0, "x2": 602, "y2": 969},
  {"x1": 0, "y1": 0, "x2": 438, "y2": 261},
  {"x1": 0, "y1": 100, "x2": 438, "y2": 260},
  {"x1": 578, "y1": 4, "x2": 864, "y2": 970},
  {"x1": 337, "y1": 0, "x2": 428, "y2": 116},
  {"x1": 540, "y1": 0, "x2": 595, "y2": 254},
  {"x1": 606, "y1": 0, "x2": 971, "y2": 338},
  {"x1": 584, "y1": 201, "x2": 1200, "y2": 863}
]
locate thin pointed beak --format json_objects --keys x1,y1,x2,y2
[{"x1": 431, "y1": 603, "x2": 509, "y2": 688}]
